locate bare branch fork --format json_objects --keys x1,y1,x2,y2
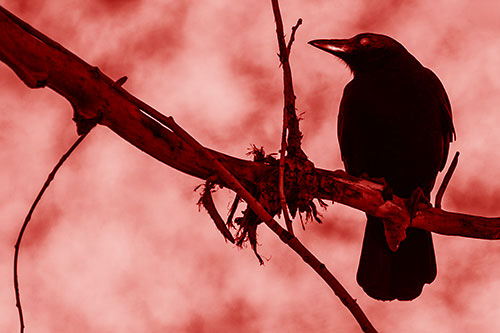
[
  {"x1": 270, "y1": 2, "x2": 376, "y2": 330},
  {"x1": 276, "y1": 16, "x2": 303, "y2": 235},
  {"x1": 2, "y1": 3, "x2": 500, "y2": 333},
  {"x1": 272, "y1": 0, "x2": 304, "y2": 237}
]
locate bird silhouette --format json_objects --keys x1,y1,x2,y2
[{"x1": 309, "y1": 33, "x2": 455, "y2": 301}]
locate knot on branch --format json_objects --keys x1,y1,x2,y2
[
  {"x1": 213, "y1": 147, "x2": 325, "y2": 263},
  {"x1": 72, "y1": 109, "x2": 102, "y2": 135},
  {"x1": 247, "y1": 146, "x2": 323, "y2": 222},
  {"x1": 283, "y1": 154, "x2": 324, "y2": 223},
  {"x1": 198, "y1": 147, "x2": 327, "y2": 264}
]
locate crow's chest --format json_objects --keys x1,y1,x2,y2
[
  {"x1": 339, "y1": 75, "x2": 439, "y2": 147},
  {"x1": 337, "y1": 74, "x2": 444, "y2": 195}
]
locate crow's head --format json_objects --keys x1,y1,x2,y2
[{"x1": 309, "y1": 33, "x2": 417, "y2": 74}]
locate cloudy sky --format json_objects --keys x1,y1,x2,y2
[{"x1": 1, "y1": 0, "x2": 500, "y2": 332}]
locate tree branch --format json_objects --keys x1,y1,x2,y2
[
  {"x1": 1, "y1": 3, "x2": 499, "y2": 255},
  {"x1": 266, "y1": 5, "x2": 375, "y2": 328},
  {"x1": 274, "y1": 12, "x2": 303, "y2": 235},
  {"x1": 271, "y1": 2, "x2": 303, "y2": 158},
  {"x1": 161, "y1": 115, "x2": 377, "y2": 333}
]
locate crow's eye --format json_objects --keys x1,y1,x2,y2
[{"x1": 359, "y1": 37, "x2": 370, "y2": 46}]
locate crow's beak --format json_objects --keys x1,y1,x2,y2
[{"x1": 308, "y1": 39, "x2": 351, "y2": 56}]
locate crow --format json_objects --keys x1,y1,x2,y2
[{"x1": 309, "y1": 33, "x2": 455, "y2": 301}]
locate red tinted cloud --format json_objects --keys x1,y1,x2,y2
[{"x1": 1, "y1": 0, "x2": 500, "y2": 332}]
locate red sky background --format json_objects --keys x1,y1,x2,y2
[{"x1": 1, "y1": 0, "x2": 500, "y2": 332}]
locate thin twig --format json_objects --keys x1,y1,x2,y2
[
  {"x1": 435, "y1": 151, "x2": 459, "y2": 209},
  {"x1": 274, "y1": 0, "x2": 294, "y2": 234},
  {"x1": 201, "y1": 182, "x2": 235, "y2": 243},
  {"x1": 277, "y1": 19, "x2": 303, "y2": 235},
  {"x1": 270, "y1": 1, "x2": 303, "y2": 157},
  {"x1": 275, "y1": 14, "x2": 304, "y2": 236},
  {"x1": 14, "y1": 130, "x2": 91, "y2": 333},
  {"x1": 286, "y1": 18, "x2": 303, "y2": 56},
  {"x1": 227, "y1": 194, "x2": 241, "y2": 227},
  {"x1": 279, "y1": 122, "x2": 294, "y2": 235},
  {"x1": 164, "y1": 115, "x2": 377, "y2": 333}
]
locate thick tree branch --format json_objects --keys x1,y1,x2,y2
[
  {"x1": 0, "y1": 6, "x2": 265, "y2": 184},
  {"x1": 315, "y1": 169, "x2": 500, "y2": 243},
  {"x1": 1, "y1": 5, "x2": 499, "y2": 246}
]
